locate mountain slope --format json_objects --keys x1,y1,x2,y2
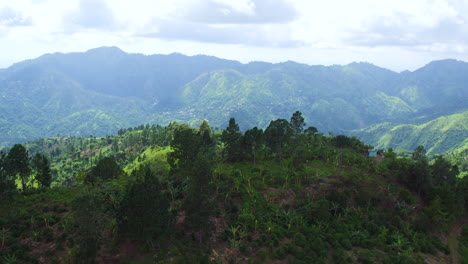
[
  {"x1": 0, "y1": 67, "x2": 149, "y2": 143},
  {"x1": 394, "y1": 59, "x2": 468, "y2": 110},
  {"x1": 349, "y1": 110, "x2": 468, "y2": 155},
  {"x1": 0, "y1": 47, "x2": 467, "y2": 148},
  {"x1": 179, "y1": 65, "x2": 413, "y2": 131}
]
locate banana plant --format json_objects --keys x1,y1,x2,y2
[
  {"x1": 32, "y1": 230, "x2": 40, "y2": 241},
  {"x1": 2, "y1": 253, "x2": 17, "y2": 264},
  {"x1": 0, "y1": 227, "x2": 10, "y2": 249}
]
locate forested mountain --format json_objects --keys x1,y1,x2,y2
[
  {"x1": 350, "y1": 110, "x2": 468, "y2": 155},
  {"x1": 0, "y1": 47, "x2": 467, "y2": 151},
  {"x1": 1, "y1": 112, "x2": 467, "y2": 263}
]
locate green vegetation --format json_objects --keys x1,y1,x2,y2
[
  {"x1": 1, "y1": 48, "x2": 467, "y2": 157},
  {"x1": 351, "y1": 110, "x2": 468, "y2": 154},
  {"x1": 1, "y1": 111, "x2": 467, "y2": 263},
  {"x1": 460, "y1": 226, "x2": 468, "y2": 264}
]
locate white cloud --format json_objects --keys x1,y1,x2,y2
[
  {"x1": 62, "y1": 0, "x2": 117, "y2": 32},
  {"x1": 0, "y1": 0, "x2": 466, "y2": 71},
  {"x1": 0, "y1": 5, "x2": 32, "y2": 26},
  {"x1": 182, "y1": 0, "x2": 297, "y2": 24}
]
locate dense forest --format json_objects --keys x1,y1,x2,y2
[
  {"x1": 0, "y1": 111, "x2": 467, "y2": 263},
  {"x1": 1, "y1": 47, "x2": 467, "y2": 152},
  {"x1": 350, "y1": 110, "x2": 468, "y2": 157}
]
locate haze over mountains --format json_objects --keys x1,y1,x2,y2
[{"x1": 0, "y1": 47, "x2": 467, "y2": 153}]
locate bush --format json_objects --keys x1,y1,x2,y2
[
  {"x1": 273, "y1": 246, "x2": 287, "y2": 260},
  {"x1": 42, "y1": 227, "x2": 54, "y2": 241},
  {"x1": 293, "y1": 232, "x2": 306, "y2": 247},
  {"x1": 357, "y1": 249, "x2": 376, "y2": 264},
  {"x1": 257, "y1": 249, "x2": 268, "y2": 261},
  {"x1": 399, "y1": 189, "x2": 416, "y2": 205},
  {"x1": 239, "y1": 242, "x2": 249, "y2": 254},
  {"x1": 332, "y1": 248, "x2": 348, "y2": 264}
]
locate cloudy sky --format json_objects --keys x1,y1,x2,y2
[{"x1": 0, "y1": 0, "x2": 467, "y2": 71}]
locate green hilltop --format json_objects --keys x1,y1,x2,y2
[{"x1": 1, "y1": 112, "x2": 467, "y2": 263}]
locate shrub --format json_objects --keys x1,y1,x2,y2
[
  {"x1": 273, "y1": 246, "x2": 287, "y2": 260},
  {"x1": 42, "y1": 227, "x2": 54, "y2": 242},
  {"x1": 357, "y1": 249, "x2": 376, "y2": 264},
  {"x1": 257, "y1": 249, "x2": 268, "y2": 261},
  {"x1": 293, "y1": 232, "x2": 306, "y2": 247},
  {"x1": 332, "y1": 248, "x2": 347, "y2": 264}
]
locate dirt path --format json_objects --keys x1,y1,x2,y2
[{"x1": 448, "y1": 220, "x2": 467, "y2": 264}]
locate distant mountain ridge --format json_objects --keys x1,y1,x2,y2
[
  {"x1": 0, "y1": 47, "x2": 467, "y2": 151},
  {"x1": 349, "y1": 110, "x2": 468, "y2": 155}
]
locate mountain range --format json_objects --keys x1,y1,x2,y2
[
  {"x1": 0, "y1": 47, "x2": 467, "y2": 153},
  {"x1": 350, "y1": 110, "x2": 468, "y2": 155}
]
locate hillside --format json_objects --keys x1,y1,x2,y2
[
  {"x1": 349, "y1": 110, "x2": 468, "y2": 156},
  {"x1": 0, "y1": 47, "x2": 467, "y2": 150},
  {"x1": 1, "y1": 113, "x2": 467, "y2": 263}
]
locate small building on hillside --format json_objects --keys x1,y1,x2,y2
[{"x1": 368, "y1": 149, "x2": 378, "y2": 158}]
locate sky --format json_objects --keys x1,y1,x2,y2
[{"x1": 0, "y1": 0, "x2": 467, "y2": 72}]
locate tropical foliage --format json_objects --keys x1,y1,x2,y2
[
  {"x1": 1, "y1": 48, "x2": 466, "y2": 156},
  {"x1": 0, "y1": 112, "x2": 466, "y2": 263}
]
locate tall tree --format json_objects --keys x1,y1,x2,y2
[
  {"x1": 290, "y1": 111, "x2": 306, "y2": 137},
  {"x1": 410, "y1": 145, "x2": 431, "y2": 196},
  {"x1": 87, "y1": 157, "x2": 122, "y2": 185},
  {"x1": 264, "y1": 119, "x2": 292, "y2": 160},
  {"x1": 430, "y1": 155, "x2": 458, "y2": 187},
  {"x1": 333, "y1": 135, "x2": 352, "y2": 148},
  {"x1": 412, "y1": 145, "x2": 428, "y2": 161},
  {"x1": 290, "y1": 111, "x2": 307, "y2": 156},
  {"x1": 0, "y1": 151, "x2": 15, "y2": 199},
  {"x1": 33, "y1": 153, "x2": 52, "y2": 188},
  {"x1": 242, "y1": 127, "x2": 264, "y2": 164},
  {"x1": 168, "y1": 125, "x2": 202, "y2": 172},
  {"x1": 221, "y1": 118, "x2": 243, "y2": 162},
  {"x1": 119, "y1": 167, "x2": 173, "y2": 241},
  {"x1": 183, "y1": 158, "x2": 213, "y2": 242},
  {"x1": 198, "y1": 120, "x2": 214, "y2": 156},
  {"x1": 305, "y1": 126, "x2": 318, "y2": 136},
  {"x1": 72, "y1": 189, "x2": 103, "y2": 264},
  {"x1": 6, "y1": 144, "x2": 31, "y2": 192}
]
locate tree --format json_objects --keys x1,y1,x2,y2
[
  {"x1": 290, "y1": 111, "x2": 305, "y2": 137},
  {"x1": 410, "y1": 145, "x2": 431, "y2": 197},
  {"x1": 412, "y1": 145, "x2": 427, "y2": 162},
  {"x1": 32, "y1": 153, "x2": 52, "y2": 188},
  {"x1": 456, "y1": 176, "x2": 468, "y2": 211},
  {"x1": 0, "y1": 152, "x2": 15, "y2": 200},
  {"x1": 221, "y1": 118, "x2": 243, "y2": 162},
  {"x1": 198, "y1": 120, "x2": 215, "y2": 156},
  {"x1": 72, "y1": 189, "x2": 103, "y2": 264},
  {"x1": 119, "y1": 167, "x2": 173, "y2": 241},
  {"x1": 242, "y1": 127, "x2": 264, "y2": 164},
  {"x1": 168, "y1": 125, "x2": 202, "y2": 171},
  {"x1": 6, "y1": 144, "x2": 31, "y2": 192},
  {"x1": 305, "y1": 126, "x2": 318, "y2": 136},
  {"x1": 183, "y1": 158, "x2": 213, "y2": 242},
  {"x1": 333, "y1": 135, "x2": 352, "y2": 148},
  {"x1": 290, "y1": 111, "x2": 308, "y2": 156},
  {"x1": 87, "y1": 157, "x2": 122, "y2": 185},
  {"x1": 430, "y1": 155, "x2": 458, "y2": 187},
  {"x1": 264, "y1": 119, "x2": 292, "y2": 160},
  {"x1": 380, "y1": 148, "x2": 412, "y2": 183}
]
